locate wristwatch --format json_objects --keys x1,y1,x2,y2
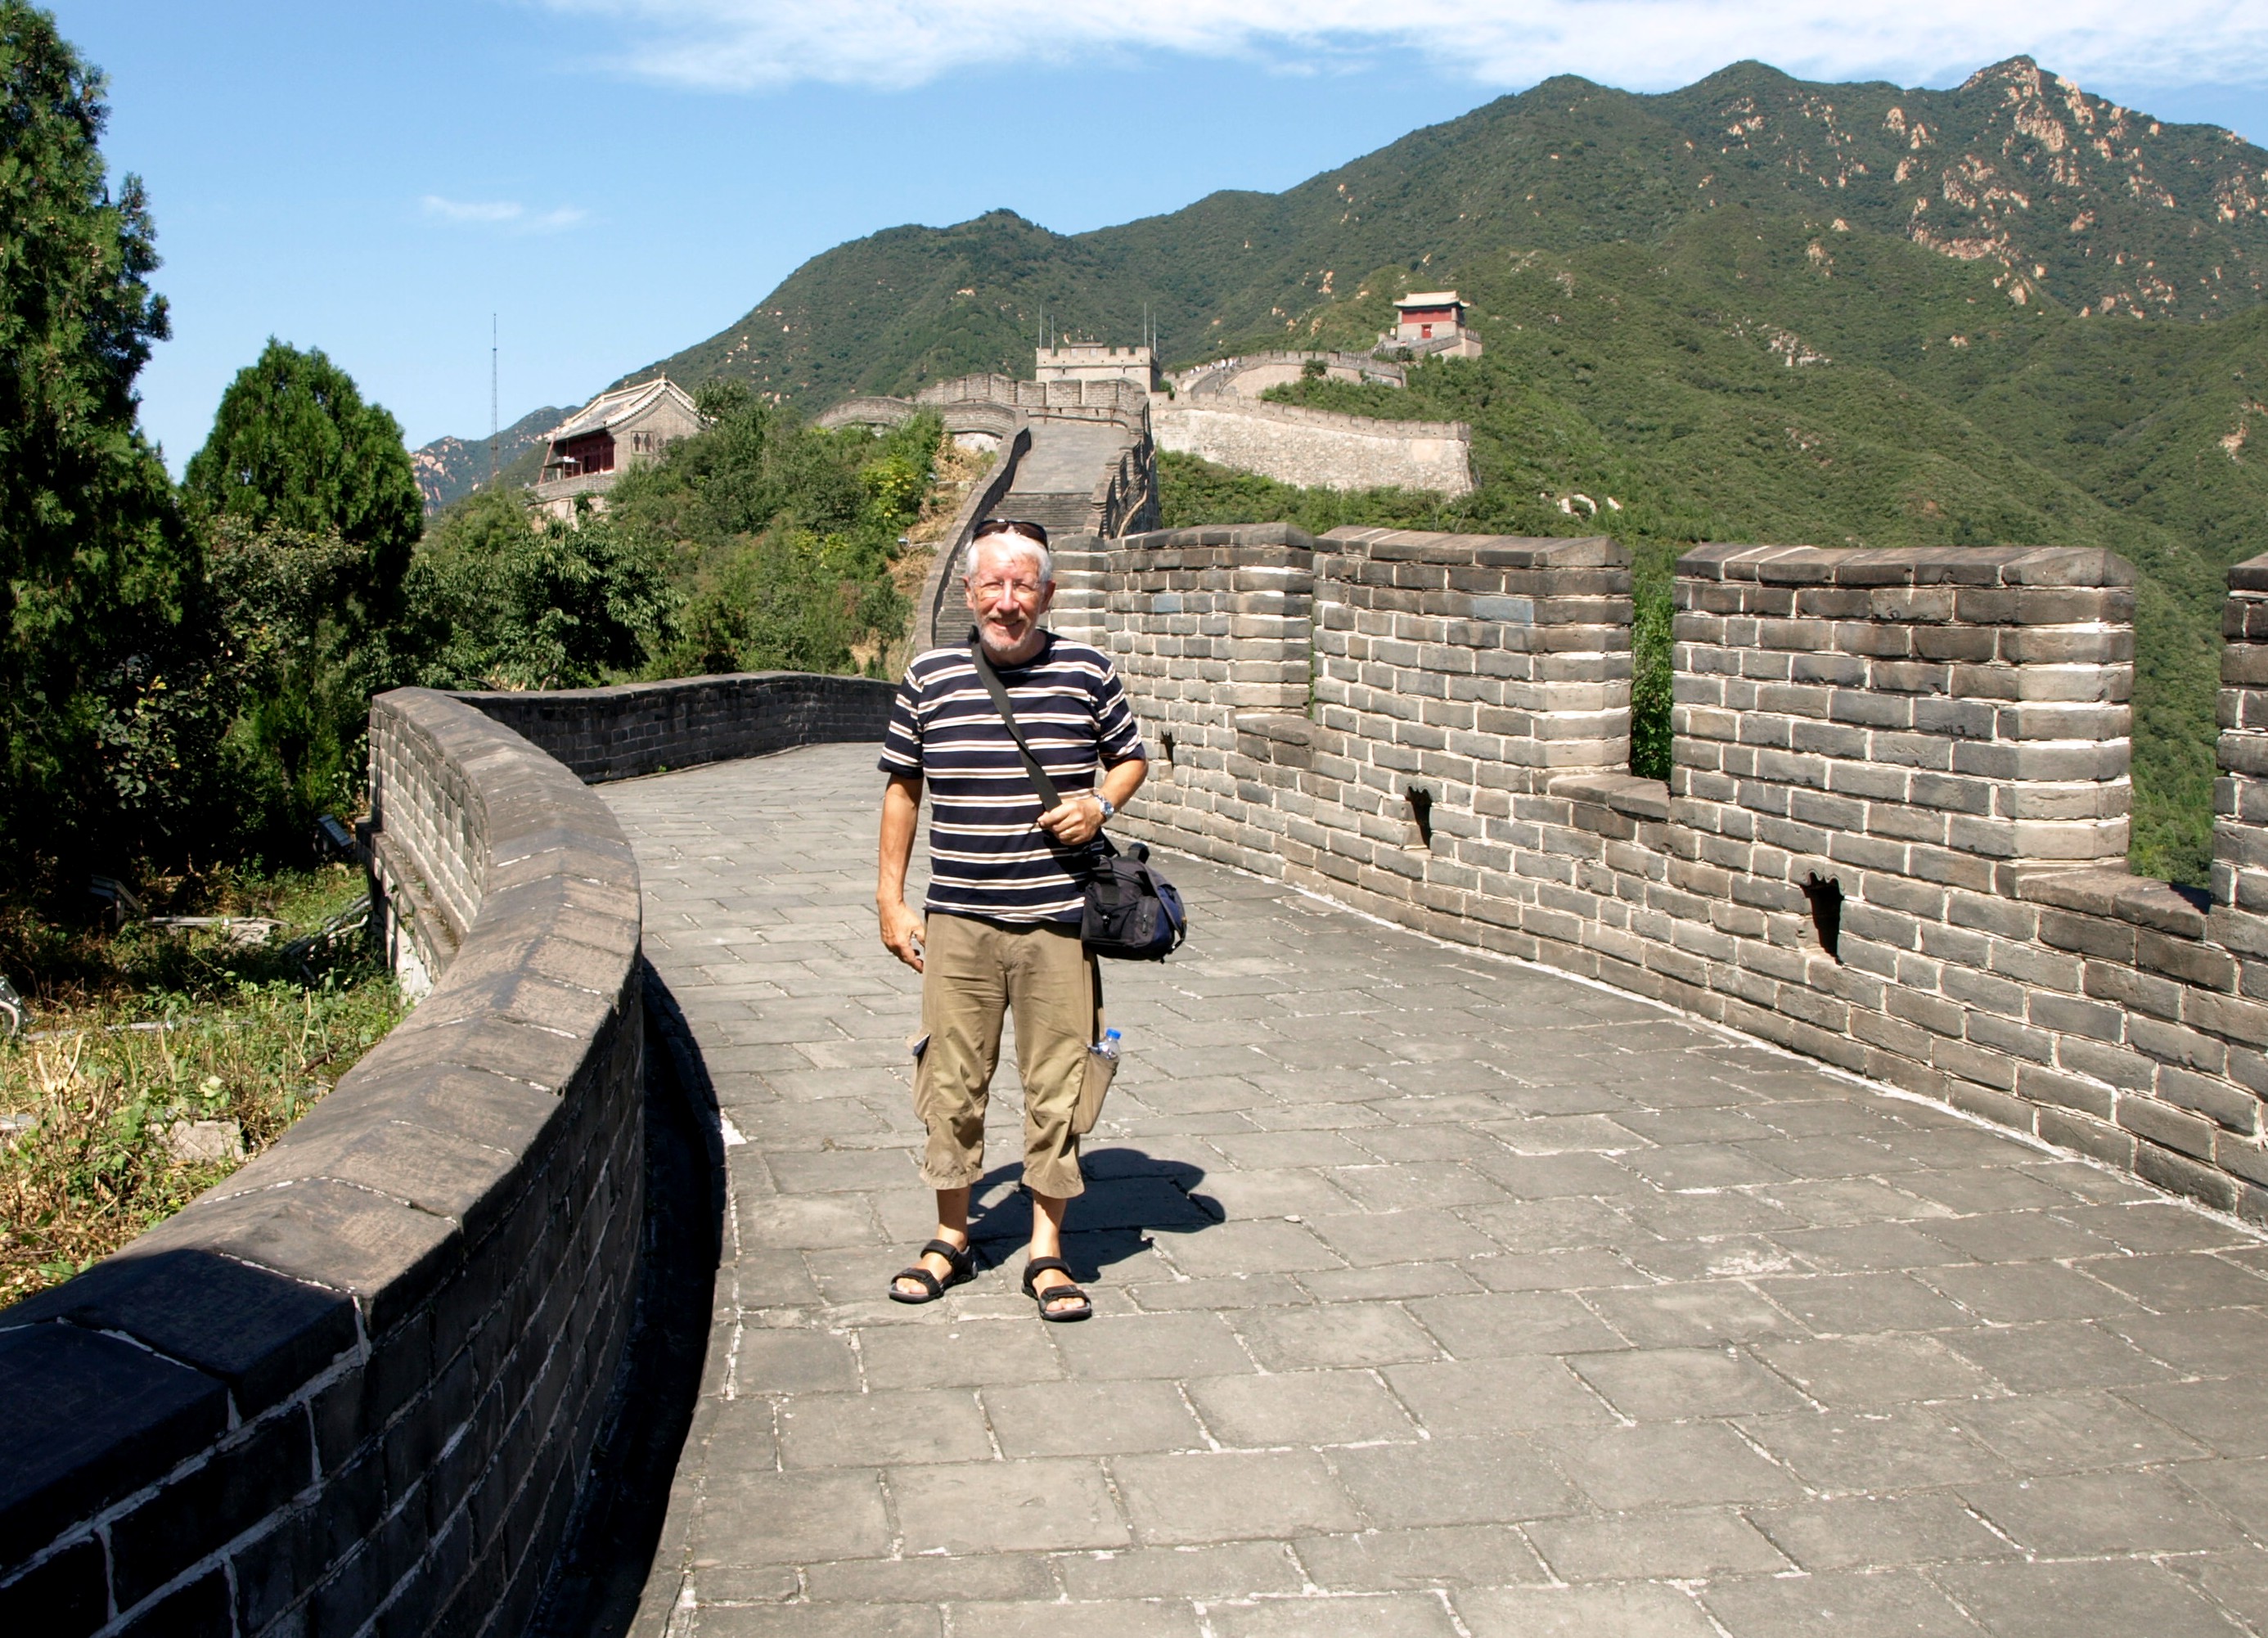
[{"x1": 1095, "y1": 797, "x2": 1116, "y2": 823}]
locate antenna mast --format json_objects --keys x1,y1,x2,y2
[{"x1": 488, "y1": 313, "x2": 499, "y2": 484}]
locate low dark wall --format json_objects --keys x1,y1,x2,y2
[
  {"x1": 0, "y1": 691, "x2": 645, "y2": 1636},
  {"x1": 457, "y1": 672, "x2": 894, "y2": 784},
  {"x1": 0, "y1": 673, "x2": 897, "y2": 1636}
]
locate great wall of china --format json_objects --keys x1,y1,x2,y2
[
  {"x1": 1057, "y1": 524, "x2": 2268, "y2": 1218},
  {"x1": 817, "y1": 353, "x2": 1478, "y2": 651},
  {"x1": 18, "y1": 337, "x2": 2268, "y2": 1633},
  {"x1": 814, "y1": 353, "x2": 2268, "y2": 1226}
]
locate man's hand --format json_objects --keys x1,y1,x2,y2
[
  {"x1": 1037, "y1": 795, "x2": 1107, "y2": 848},
  {"x1": 880, "y1": 898, "x2": 927, "y2": 972}
]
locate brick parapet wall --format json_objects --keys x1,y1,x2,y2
[
  {"x1": 1107, "y1": 526, "x2": 2268, "y2": 1221},
  {"x1": 814, "y1": 396, "x2": 1022, "y2": 448},
  {"x1": 1315, "y1": 529, "x2": 1632, "y2": 795},
  {"x1": 0, "y1": 689, "x2": 646, "y2": 1636},
  {"x1": 914, "y1": 373, "x2": 1150, "y2": 422},
  {"x1": 2218, "y1": 557, "x2": 2268, "y2": 923},
  {"x1": 1672, "y1": 543, "x2": 2135, "y2": 889},
  {"x1": 1, "y1": 672, "x2": 906, "y2": 1634}
]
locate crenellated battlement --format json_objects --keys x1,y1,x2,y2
[{"x1": 1057, "y1": 525, "x2": 2268, "y2": 1220}]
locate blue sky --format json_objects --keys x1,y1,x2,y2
[{"x1": 47, "y1": 2, "x2": 2268, "y2": 468}]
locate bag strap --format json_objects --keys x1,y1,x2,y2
[{"x1": 969, "y1": 640, "x2": 1062, "y2": 810}]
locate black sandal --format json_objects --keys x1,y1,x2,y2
[
  {"x1": 889, "y1": 1238, "x2": 975, "y2": 1304},
  {"x1": 1021, "y1": 1256, "x2": 1092, "y2": 1322}
]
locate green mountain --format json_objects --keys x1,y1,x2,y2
[
  {"x1": 412, "y1": 403, "x2": 569, "y2": 515},
  {"x1": 608, "y1": 55, "x2": 2268, "y2": 881},
  {"x1": 627, "y1": 56, "x2": 2268, "y2": 401},
  {"x1": 1244, "y1": 215, "x2": 2266, "y2": 876}
]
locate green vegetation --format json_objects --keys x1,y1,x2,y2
[
  {"x1": 1156, "y1": 451, "x2": 1456, "y2": 538},
  {"x1": 0, "y1": 864, "x2": 400, "y2": 1303},
  {"x1": 638, "y1": 57, "x2": 2266, "y2": 404},
  {"x1": 400, "y1": 390, "x2": 940, "y2": 691},
  {"x1": 0, "y1": 0, "x2": 205, "y2": 884},
  {"x1": 407, "y1": 494, "x2": 678, "y2": 690},
  {"x1": 183, "y1": 339, "x2": 424, "y2": 592},
  {"x1": 0, "y1": 4, "x2": 956, "y2": 1284},
  {"x1": 624, "y1": 54, "x2": 2268, "y2": 883},
  {"x1": 605, "y1": 386, "x2": 934, "y2": 680},
  {"x1": 182, "y1": 340, "x2": 430, "y2": 854}
]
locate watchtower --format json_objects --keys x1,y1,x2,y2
[
  {"x1": 1381, "y1": 291, "x2": 1483, "y2": 360},
  {"x1": 1034, "y1": 343, "x2": 1158, "y2": 389}
]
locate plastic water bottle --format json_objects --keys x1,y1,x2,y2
[{"x1": 1094, "y1": 1028, "x2": 1122, "y2": 1062}]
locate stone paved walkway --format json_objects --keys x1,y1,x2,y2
[{"x1": 605, "y1": 745, "x2": 2268, "y2": 1637}]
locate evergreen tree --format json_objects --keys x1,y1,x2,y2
[
  {"x1": 183, "y1": 339, "x2": 423, "y2": 621},
  {"x1": 182, "y1": 343, "x2": 425, "y2": 853},
  {"x1": 0, "y1": 2, "x2": 210, "y2": 881}
]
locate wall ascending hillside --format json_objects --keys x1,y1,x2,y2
[{"x1": 1151, "y1": 399, "x2": 1474, "y2": 495}]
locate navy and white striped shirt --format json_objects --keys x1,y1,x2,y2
[{"x1": 880, "y1": 631, "x2": 1147, "y2": 923}]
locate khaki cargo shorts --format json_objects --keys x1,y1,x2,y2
[{"x1": 914, "y1": 912, "x2": 1105, "y2": 1199}]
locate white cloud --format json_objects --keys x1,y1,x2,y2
[
  {"x1": 535, "y1": 0, "x2": 2268, "y2": 97},
  {"x1": 421, "y1": 196, "x2": 590, "y2": 232}
]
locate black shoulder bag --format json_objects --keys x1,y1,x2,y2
[{"x1": 969, "y1": 643, "x2": 1188, "y2": 961}]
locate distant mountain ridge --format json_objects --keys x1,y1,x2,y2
[
  {"x1": 412, "y1": 403, "x2": 569, "y2": 514},
  {"x1": 617, "y1": 56, "x2": 2268, "y2": 407},
  {"x1": 493, "y1": 55, "x2": 2268, "y2": 883}
]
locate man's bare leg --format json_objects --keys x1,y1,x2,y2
[
  {"x1": 891, "y1": 1186, "x2": 972, "y2": 1299},
  {"x1": 1027, "y1": 1190, "x2": 1082, "y2": 1311}
]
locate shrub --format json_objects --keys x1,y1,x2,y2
[{"x1": 406, "y1": 493, "x2": 681, "y2": 691}]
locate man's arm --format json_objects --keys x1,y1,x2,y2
[
  {"x1": 877, "y1": 773, "x2": 926, "y2": 971},
  {"x1": 1036, "y1": 755, "x2": 1147, "y2": 848}
]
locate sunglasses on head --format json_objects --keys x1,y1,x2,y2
[{"x1": 973, "y1": 517, "x2": 1050, "y2": 547}]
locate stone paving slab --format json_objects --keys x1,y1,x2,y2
[{"x1": 607, "y1": 745, "x2": 2268, "y2": 1636}]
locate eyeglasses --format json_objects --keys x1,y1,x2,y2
[
  {"x1": 974, "y1": 517, "x2": 1049, "y2": 547},
  {"x1": 970, "y1": 578, "x2": 1044, "y2": 601}
]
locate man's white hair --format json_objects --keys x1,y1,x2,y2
[{"x1": 965, "y1": 531, "x2": 1052, "y2": 587}]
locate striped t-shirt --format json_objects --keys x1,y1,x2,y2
[{"x1": 879, "y1": 631, "x2": 1147, "y2": 923}]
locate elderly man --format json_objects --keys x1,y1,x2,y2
[{"x1": 875, "y1": 518, "x2": 1148, "y2": 1321}]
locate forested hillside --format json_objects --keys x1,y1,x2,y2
[
  {"x1": 1161, "y1": 212, "x2": 2268, "y2": 880},
  {"x1": 630, "y1": 56, "x2": 2268, "y2": 401},
  {"x1": 606, "y1": 53, "x2": 2268, "y2": 884}
]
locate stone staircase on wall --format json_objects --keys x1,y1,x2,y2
[{"x1": 819, "y1": 374, "x2": 1159, "y2": 652}]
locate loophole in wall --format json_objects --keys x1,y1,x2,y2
[
  {"x1": 1406, "y1": 786, "x2": 1434, "y2": 849},
  {"x1": 1802, "y1": 873, "x2": 1845, "y2": 962}
]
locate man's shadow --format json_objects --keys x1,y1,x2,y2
[{"x1": 963, "y1": 1147, "x2": 1222, "y2": 1280}]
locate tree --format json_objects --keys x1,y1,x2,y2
[
  {"x1": 182, "y1": 339, "x2": 423, "y2": 622},
  {"x1": 406, "y1": 492, "x2": 679, "y2": 691},
  {"x1": 0, "y1": 2, "x2": 211, "y2": 880},
  {"x1": 180, "y1": 343, "x2": 425, "y2": 855},
  {"x1": 204, "y1": 517, "x2": 370, "y2": 849}
]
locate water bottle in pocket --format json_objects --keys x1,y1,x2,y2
[{"x1": 1076, "y1": 1028, "x2": 1120, "y2": 1136}]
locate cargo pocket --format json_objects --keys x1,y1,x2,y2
[
  {"x1": 908, "y1": 1031, "x2": 934, "y2": 1120},
  {"x1": 1075, "y1": 1038, "x2": 1116, "y2": 1136}
]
